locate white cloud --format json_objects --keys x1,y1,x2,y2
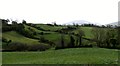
[{"x1": 0, "y1": 0, "x2": 120, "y2": 24}]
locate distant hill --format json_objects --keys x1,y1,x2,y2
[
  {"x1": 106, "y1": 22, "x2": 118, "y2": 26},
  {"x1": 63, "y1": 20, "x2": 101, "y2": 25}
]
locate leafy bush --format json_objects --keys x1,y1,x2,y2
[
  {"x1": 28, "y1": 44, "x2": 50, "y2": 51},
  {"x1": 6, "y1": 42, "x2": 28, "y2": 51},
  {"x1": 4, "y1": 42, "x2": 51, "y2": 51},
  {"x1": 46, "y1": 24, "x2": 53, "y2": 26},
  {"x1": 2, "y1": 37, "x2": 8, "y2": 42}
]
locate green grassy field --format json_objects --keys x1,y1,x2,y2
[
  {"x1": 43, "y1": 33, "x2": 70, "y2": 42},
  {"x1": 2, "y1": 25, "x2": 94, "y2": 45},
  {"x1": 24, "y1": 25, "x2": 43, "y2": 33},
  {"x1": 2, "y1": 31, "x2": 39, "y2": 44},
  {"x1": 73, "y1": 27, "x2": 93, "y2": 38},
  {"x1": 2, "y1": 48, "x2": 118, "y2": 64},
  {"x1": 36, "y1": 24, "x2": 66, "y2": 31},
  {"x1": 81, "y1": 27, "x2": 93, "y2": 38},
  {"x1": 2, "y1": 24, "x2": 119, "y2": 64}
]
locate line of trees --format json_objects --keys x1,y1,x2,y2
[
  {"x1": 92, "y1": 27, "x2": 119, "y2": 49},
  {"x1": 2, "y1": 19, "x2": 37, "y2": 38},
  {"x1": 55, "y1": 27, "x2": 119, "y2": 50},
  {"x1": 55, "y1": 29, "x2": 86, "y2": 49}
]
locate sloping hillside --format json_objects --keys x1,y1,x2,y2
[
  {"x1": 36, "y1": 24, "x2": 66, "y2": 31},
  {"x1": 72, "y1": 27, "x2": 93, "y2": 38},
  {"x1": 3, "y1": 31, "x2": 40, "y2": 44}
]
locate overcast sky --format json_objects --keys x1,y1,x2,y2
[{"x1": 0, "y1": 0, "x2": 120, "y2": 25}]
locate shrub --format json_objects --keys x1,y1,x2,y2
[
  {"x1": 39, "y1": 36, "x2": 47, "y2": 43},
  {"x1": 2, "y1": 37, "x2": 8, "y2": 42},
  {"x1": 4, "y1": 42, "x2": 51, "y2": 51},
  {"x1": 28, "y1": 44, "x2": 50, "y2": 51},
  {"x1": 46, "y1": 24, "x2": 53, "y2": 26},
  {"x1": 7, "y1": 40, "x2": 12, "y2": 43},
  {"x1": 7, "y1": 42, "x2": 28, "y2": 51},
  {"x1": 39, "y1": 32, "x2": 44, "y2": 35}
]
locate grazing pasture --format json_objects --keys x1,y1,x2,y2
[
  {"x1": 2, "y1": 31, "x2": 39, "y2": 44},
  {"x1": 1, "y1": 19, "x2": 119, "y2": 64},
  {"x1": 2, "y1": 48, "x2": 118, "y2": 64}
]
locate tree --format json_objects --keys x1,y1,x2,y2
[
  {"x1": 101, "y1": 25, "x2": 106, "y2": 28},
  {"x1": 2, "y1": 19, "x2": 12, "y2": 32},
  {"x1": 105, "y1": 29, "x2": 117, "y2": 48},
  {"x1": 106, "y1": 25, "x2": 112, "y2": 28},
  {"x1": 61, "y1": 34, "x2": 65, "y2": 48},
  {"x1": 69, "y1": 35, "x2": 75, "y2": 48},
  {"x1": 92, "y1": 27, "x2": 106, "y2": 47},
  {"x1": 76, "y1": 29, "x2": 85, "y2": 47},
  {"x1": 110, "y1": 38, "x2": 117, "y2": 48},
  {"x1": 105, "y1": 31, "x2": 111, "y2": 47},
  {"x1": 16, "y1": 24, "x2": 25, "y2": 33},
  {"x1": 12, "y1": 21, "x2": 17, "y2": 25},
  {"x1": 117, "y1": 27, "x2": 120, "y2": 48},
  {"x1": 55, "y1": 34, "x2": 65, "y2": 50},
  {"x1": 75, "y1": 24, "x2": 79, "y2": 27},
  {"x1": 20, "y1": 29, "x2": 34, "y2": 38},
  {"x1": 1, "y1": 19, "x2": 9, "y2": 25},
  {"x1": 39, "y1": 36, "x2": 46, "y2": 42},
  {"x1": 53, "y1": 22, "x2": 57, "y2": 26},
  {"x1": 22, "y1": 20, "x2": 27, "y2": 24}
]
